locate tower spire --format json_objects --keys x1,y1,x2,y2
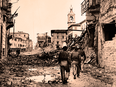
[
  {"x1": 67, "y1": 5, "x2": 75, "y2": 27},
  {"x1": 70, "y1": 5, "x2": 73, "y2": 12}
]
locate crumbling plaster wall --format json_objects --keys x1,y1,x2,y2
[
  {"x1": 82, "y1": 27, "x2": 97, "y2": 60},
  {"x1": 98, "y1": 22, "x2": 116, "y2": 72},
  {"x1": 101, "y1": 35, "x2": 116, "y2": 72}
]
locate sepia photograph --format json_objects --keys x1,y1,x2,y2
[{"x1": 0, "y1": 0, "x2": 116, "y2": 87}]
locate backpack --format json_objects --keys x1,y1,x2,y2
[{"x1": 59, "y1": 51, "x2": 70, "y2": 66}]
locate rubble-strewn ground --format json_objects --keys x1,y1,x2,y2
[{"x1": 0, "y1": 55, "x2": 114, "y2": 87}]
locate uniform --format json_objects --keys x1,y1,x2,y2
[
  {"x1": 58, "y1": 46, "x2": 71, "y2": 84},
  {"x1": 71, "y1": 51, "x2": 81, "y2": 78}
]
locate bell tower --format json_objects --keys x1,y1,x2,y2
[{"x1": 67, "y1": 6, "x2": 75, "y2": 27}]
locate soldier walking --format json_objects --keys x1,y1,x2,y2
[
  {"x1": 71, "y1": 46, "x2": 81, "y2": 79},
  {"x1": 78, "y1": 47, "x2": 86, "y2": 72},
  {"x1": 58, "y1": 46, "x2": 71, "y2": 84}
]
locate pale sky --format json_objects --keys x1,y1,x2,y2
[{"x1": 11, "y1": 0, "x2": 86, "y2": 48}]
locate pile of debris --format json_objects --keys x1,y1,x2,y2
[{"x1": 83, "y1": 64, "x2": 113, "y2": 84}]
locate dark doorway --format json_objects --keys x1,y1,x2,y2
[
  {"x1": 103, "y1": 24, "x2": 116, "y2": 41},
  {"x1": 88, "y1": 28, "x2": 95, "y2": 47}
]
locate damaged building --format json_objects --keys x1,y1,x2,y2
[
  {"x1": 98, "y1": 0, "x2": 116, "y2": 72},
  {"x1": 80, "y1": 0, "x2": 116, "y2": 72},
  {"x1": 80, "y1": 0, "x2": 100, "y2": 65}
]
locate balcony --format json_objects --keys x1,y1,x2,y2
[
  {"x1": 89, "y1": 0, "x2": 100, "y2": 7},
  {"x1": 7, "y1": 3, "x2": 12, "y2": 13},
  {"x1": 81, "y1": 0, "x2": 100, "y2": 15},
  {"x1": 1, "y1": 0, "x2": 8, "y2": 11},
  {"x1": 81, "y1": 0, "x2": 89, "y2": 15},
  {"x1": 6, "y1": 18, "x2": 14, "y2": 30},
  {"x1": 88, "y1": 0, "x2": 100, "y2": 13},
  {"x1": 2, "y1": 2, "x2": 12, "y2": 15}
]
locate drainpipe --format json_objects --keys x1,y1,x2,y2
[
  {"x1": 13, "y1": 19, "x2": 15, "y2": 37},
  {"x1": 5, "y1": 25, "x2": 8, "y2": 58},
  {"x1": 0, "y1": 24, "x2": 2, "y2": 59},
  {"x1": 0, "y1": 0, "x2": 2, "y2": 59}
]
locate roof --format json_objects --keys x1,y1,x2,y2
[
  {"x1": 37, "y1": 34, "x2": 51, "y2": 38},
  {"x1": 68, "y1": 19, "x2": 88, "y2": 29},
  {"x1": 79, "y1": 19, "x2": 86, "y2": 24},
  {"x1": 12, "y1": 37, "x2": 27, "y2": 41},
  {"x1": 10, "y1": 31, "x2": 29, "y2": 35},
  {"x1": 68, "y1": 23, "x2": 80, "y2": 29},
  {"x1": 51, "y1": 30, "x2": 67, "y2": 33}
]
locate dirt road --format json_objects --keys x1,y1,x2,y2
[{"x1": 25, "y1": 66, "x2": 112, "y2": 87}]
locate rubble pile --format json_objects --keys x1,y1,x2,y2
[
  {"x1": 0, "y1": 51, "x2": 60, "y2": 87},
  {"x1": 0, "y1": 61, "x2": 61, "y2": 87},
  {"x1": 0, "y1": 61, "x2": 4, "y2": 73},
  {"x1": 83, "y1": 64, "x2": 113, "y2": 84},
  {"x1": 5, "y1": 53, "x2": 59, "y2": 67},
  {"x1": 0, "y1": 63, "x2": 57, "y2": 86}
]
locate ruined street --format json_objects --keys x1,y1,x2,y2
[
  {"x1": 1, "y1": 0, "x2": 116, "y2": 87},
  {"x1": 0, "y1": 54, "x2": 113, "y2": 87}
]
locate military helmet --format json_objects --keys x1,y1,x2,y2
[
  {"x1": 62, "y1": 46, "x2": 67, "y2": 51},
  {"x1": 75, "y1": 45, "x2": 81, "y2": 51}
]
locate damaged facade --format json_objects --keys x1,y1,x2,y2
[
  {"x1": 0, "y1": 0, "x2": 15, "y2": 59},
  {"x1": 79, "y1": 0, "x2": 100, "y2": 65},
  {"x1": 10, "y1": 31, "x2": 33, "y2": 52},
  {"x1": 35, "y1": 32, "x2": 51, "y2": 49},
  {"x1": 98, "y1": 0, "x2": 116, "y2": 72},
  {"x1": 80, "y1": 0, "x2": 116, "y2": 72}
]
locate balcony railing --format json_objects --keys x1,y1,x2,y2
[
  {"x1": 81, "y1": 0, "x2": 100, "y2": 15},
  {"x1": 81, "y1": 0, "x2": 89, "y2": 15},
  {"x1": 6, "y1": 18, "x2": 14, "y2": 30},
  {"x1": 1, "y1": 0, "x2": 8, "y2": 11},
  {"x1": 89, "y1": 0, "x2": 100, "y2": 8},
  {"x1": 88, "y1": 0, "x2": 100, "y2": 13}
]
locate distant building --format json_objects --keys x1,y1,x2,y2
[
  {"x1": 51, "y1": 30, "x2": 67, "y2": 50},
  {"x1": 35, "y1": 32, "x2": 51, "y2": 49},
  {"x1": 80, "y1": 19, "x2": 87, "y2": 31},
  {"x1": 28, "y1": 39, "x2": 33, "y2": 51},
  {"x1": 67, "y1": 6, "x2": 83, "y2": 47},
  {"x1": 67, "y1": 23, "x2": 82, "y2": 46},
  {"x1": 67, "y1": 6, "x2": 76, "y2": 27},
  {"x1": 10, "y1": 31, "x2": 33, "y2": 52}
]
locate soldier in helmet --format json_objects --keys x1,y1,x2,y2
[
  {"x1": 78, "y1": 46, "x2": 86, "y2": 72},
  {"x1": 71, "y1": 46, "x2": 81, "y2": 79},
  {"x1": 71, "y1": 45, "x2": 86, "y2": 79},
  {"x1": 58, "y1": 46, "x2": 71, "y2": 84}
]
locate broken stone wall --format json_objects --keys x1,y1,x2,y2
[
  {"x1": 98, "y1": 22, "x2": 116, "y2": 72},
  {"x1": 101, "y1": 35, "x2": 116, "y2": 72},
  {"x1": 82, "y1": 27, "x2": 97, "y2": 62}
]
